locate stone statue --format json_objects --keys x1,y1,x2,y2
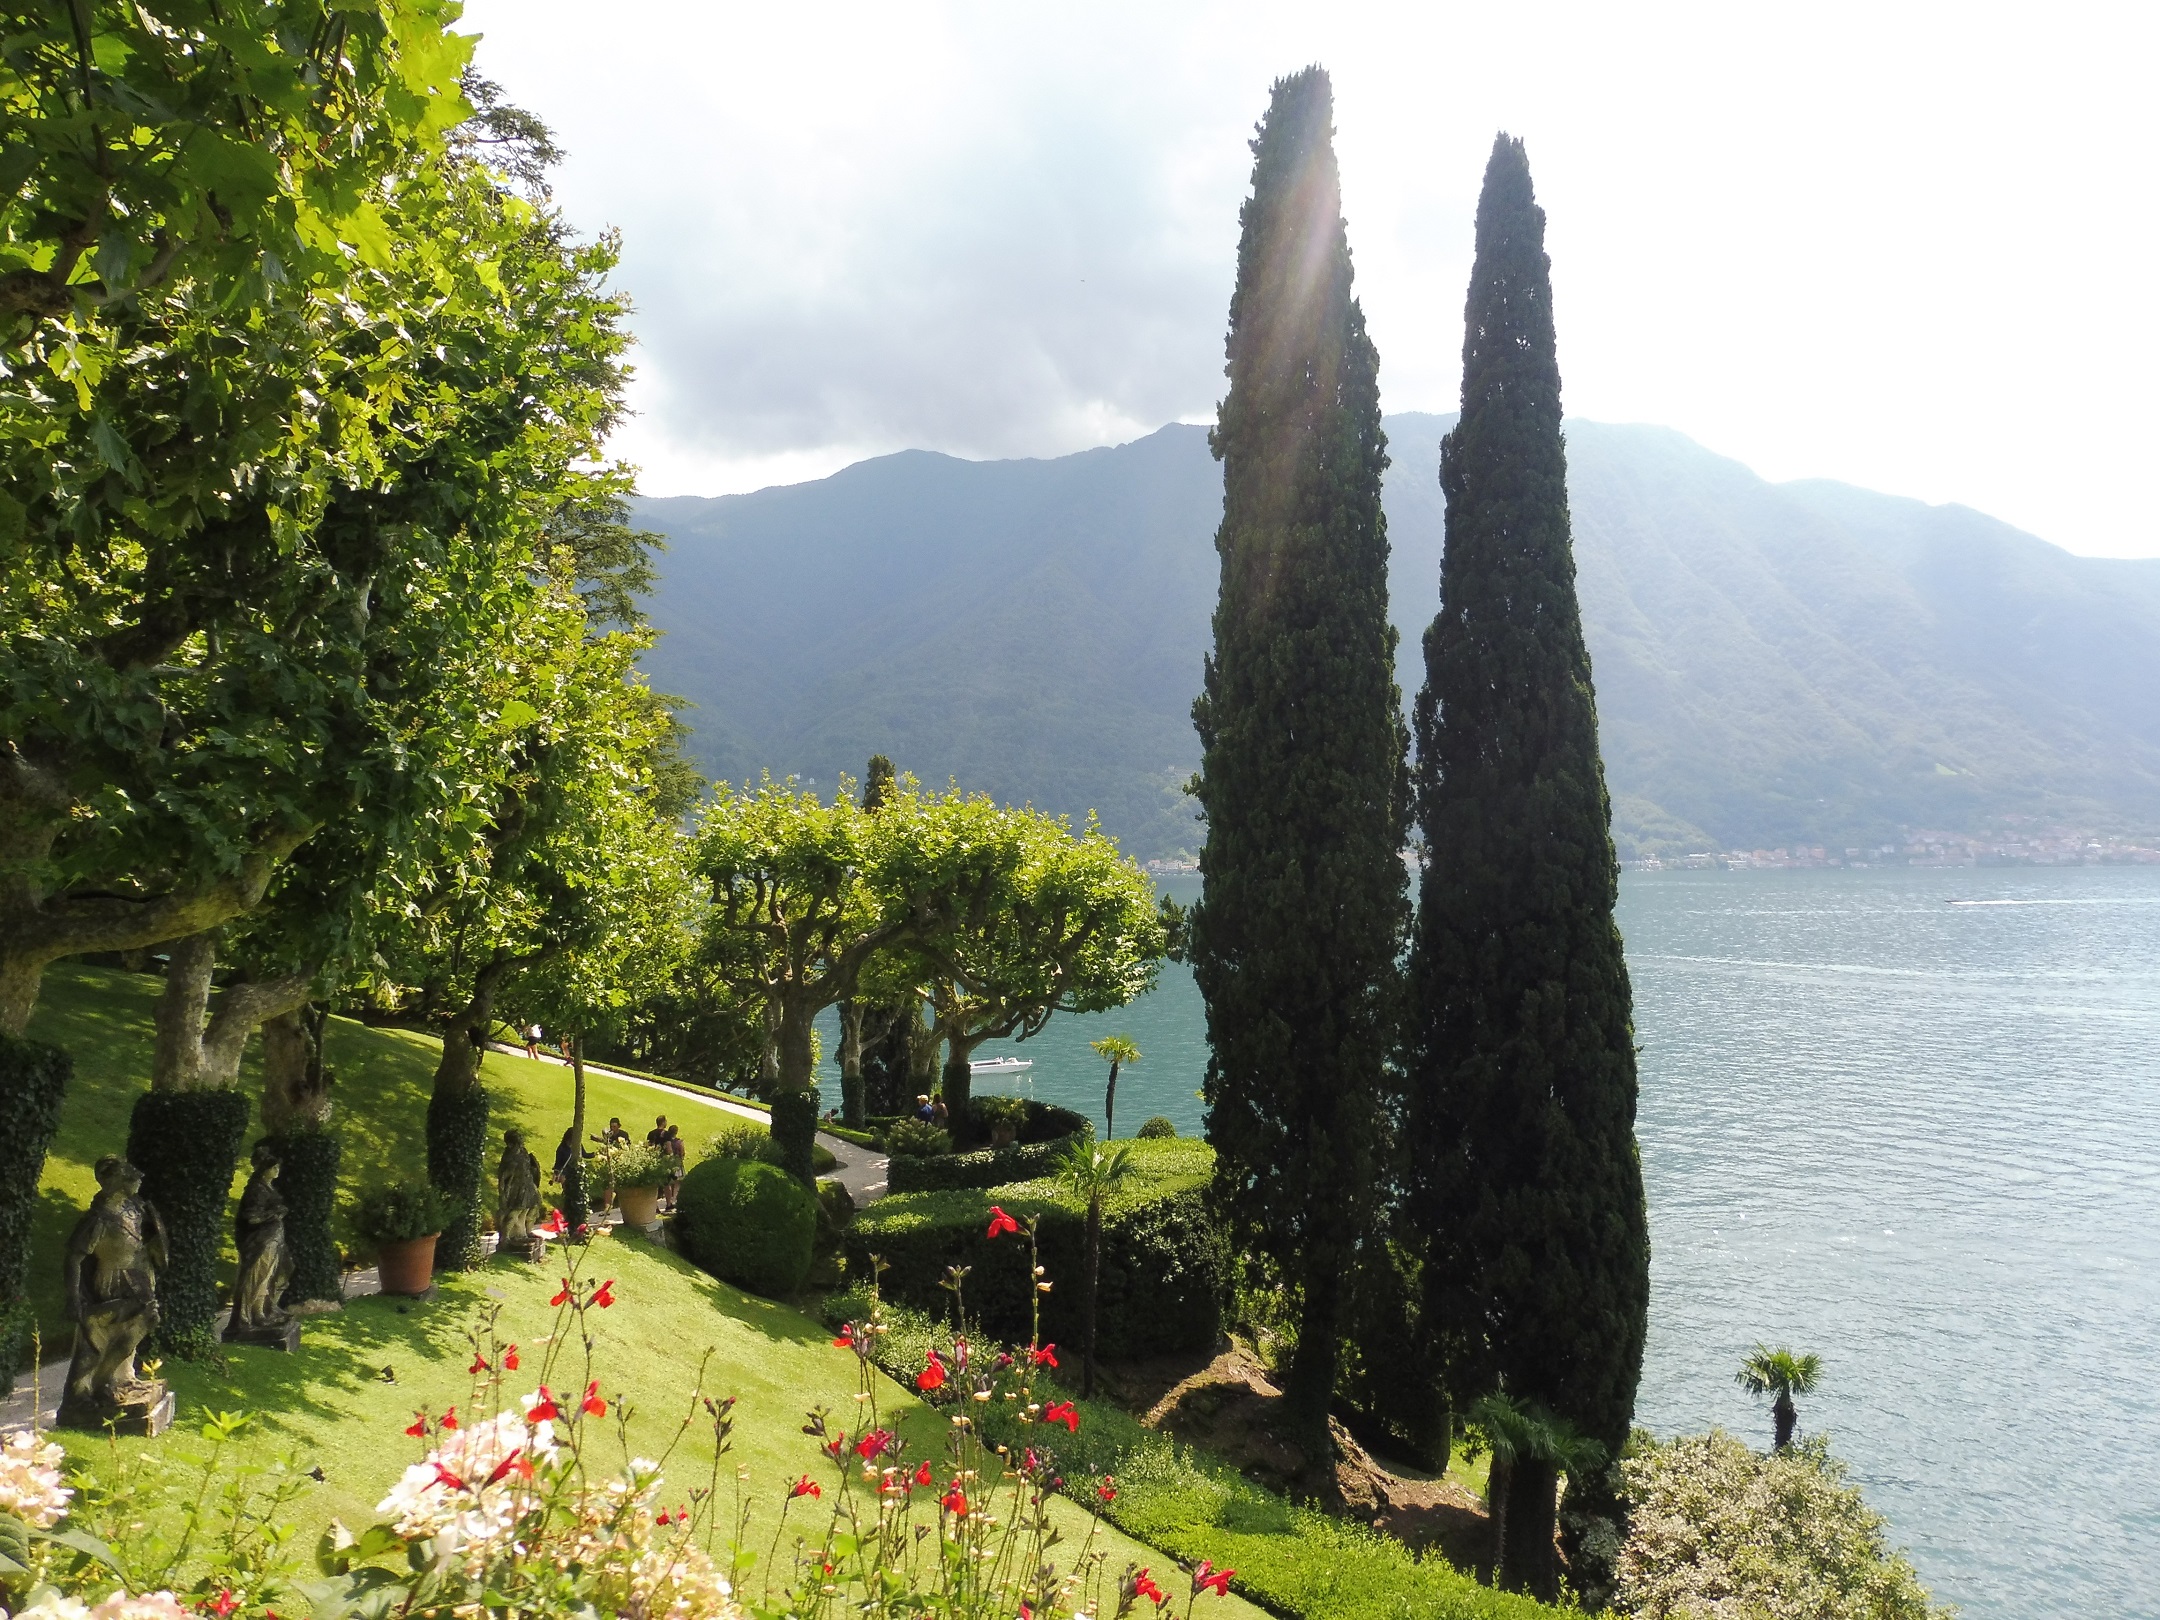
[
  {"x1": 59, "y1": 1156, "x2": 173, "y2": 1433},
  {"x1": 225, "y1": 1141, "x2": 297, "y2": 1347},
  {"x1": 495, "y1": 1128, "x2": 546, "y2": 1257}
]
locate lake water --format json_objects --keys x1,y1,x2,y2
[{"x1": 840, "y1": 866, "x2": 2160, "y2": 1618}]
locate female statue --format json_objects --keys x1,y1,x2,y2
[
  {"x1": 495, "y1": 1128, "x2": 546, "y2": 1256},
  {"x1": 59, "y1": 1156, "x2": 169, "y2": 1425},
  {"x1": 226, "y1": 1141, "x2": 295, "y2": 1341}
]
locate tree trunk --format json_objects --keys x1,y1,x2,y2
[
  {"x1": 151, "y1": 933, "x2": 219, "y2": 1090},
  {"x1": 942, "y1": 1040, "x2": 978, "y2": 1147},
  {"x1": 429, "y1": 958, "x2": 512, "y2": 1270},
  {"x1": 1773, "y1": 1390, "x2": 1797, "y2": 1450},
  {"x1": 908, "y1": 998, "x2": 941, "y2": 1097},
  {"x1": 261, "y1": 1005, "x2": 334, "y2": 1134},
  {"x1": 1283, "y1": 1258, "x2": 1343, "y2": 1464},
  {"x1": 0, "y1": 954, "x2": 41, "y2": 1040},
  {"x1": 1104, "y1": 1059, "x2": 1120, "y2": 1138},
  {"x1": 1500, "y1": 1456, "x2": 1561, "y2": 1601},
  {"x1": 768, "y1": 995, "x2": 820, "y2": 1182},
  {"x1": 1486, "y1": 1450, "x2": 1512, "y2": 1585},
  {"x1": 262, "y1": 1003, "x2": 341, "y2": 1310},
  {"x1": 838, "y1": 1000, "x2": 866, "y2": 1128},
  {"x1": 1083, "y1": 1196, "x2": 1102, "y2": 1399},
  {"x1": 563, "y1": 1033, "x2": 590, "y2": 1230}
]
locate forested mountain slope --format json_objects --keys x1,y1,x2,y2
[{"x1": 636, "y1": 416, "x2": 2160, "y2": 860}]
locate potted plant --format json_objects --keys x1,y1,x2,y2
[
  {"x1": 604, "y1": 1140, "x2": 674, "y2": 1227},
  {"x1": 974, "y1": 1093, "x2": 1029, "y2": 1149},
  {"x1": 355, "y1": 1179, "x2": 460, "y2": 1295}
]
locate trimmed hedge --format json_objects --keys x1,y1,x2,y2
[
  {"x1": 127, "y1": 1086, "x2": 251, "y2": 1358},
  {"x1": 849, "y1": 1139, "x2": 1227, "y2": 1357},
  {"x1": 885, "y1": 1100, "x2": 1094, "y2": 1193},
  {"x1": 0, "y1": 1035, "x2": 70, "y2": 1392},
  {"x1": 264, "y1": 1127, "x2": 343, "y2": 1310},
  {"x1": 425, "y1": 1085, "x2": 491, "y2": 1271},
  {"x1": 673, "y1": 1155, "x2": 817, "y2": 1298}
]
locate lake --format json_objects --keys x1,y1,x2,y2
[{"x1": 840, "y1": 865, "x2": 2160, "y2": 1619}]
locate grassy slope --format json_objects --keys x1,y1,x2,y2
[
  {"x1": 23, "y1": 965, "x2": 1266, "y2": 1618},
  {"x1": 22, "y1": 962, "x2": 760, "y2": 1339}
]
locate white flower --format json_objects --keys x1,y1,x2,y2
[
  {"x1": 16, "y1": 1595, "x2": 190, "y2": 1620},
  {"x1": 11, "y1": 1595, "x2": 89, "y2": 1620},
  {"x1": 0, "y1": 1429, "x2": 73, "y2": 1528},
  {"x1": 375, "y1": 1408, "x2": 559, "y2": 1563}
]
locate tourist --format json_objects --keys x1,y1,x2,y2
[
  {"x1": 663, "y1": 1124, "x2": 686, "y2": 1213},
  {"x1": 930, "y1": 1095, "x2": 949, "y2": 1129},
  {"x1": 524, "y1": 1023, "x2": 543, "y2": 1060},
  {"x1": 914, "y1": 1094, "x2": 935, "y2": 1123}
]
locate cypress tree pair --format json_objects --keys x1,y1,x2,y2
[
  {"x1": 1190, "y1": 67, "x2": 1408, "y2": 1449},
  {"x1": 1408, "y1": 136, "x2": 1650, "y2": 1597}
]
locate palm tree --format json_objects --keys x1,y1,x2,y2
[
  {"x1": 1056, "y1": 1137, "x2": 1136, "y2": 1398},
  {"x1": 1736, "y1": 1344, "x2": 1822, "y2": 1450},
  {"x1": 1089, "y1": 1035, "x2": 1140, "y2": 1138},
  {"x1": 1468, "y1": 1392, "x2": 1608, "y2": 1601}
]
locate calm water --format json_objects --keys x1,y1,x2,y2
[{"x1": 837, "y1": 867, "x2": 2160, "y2": 1618}]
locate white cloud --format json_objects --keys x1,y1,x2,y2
[{"x1": 463, "y1": 0, "x2": 2160, "y2": 556}]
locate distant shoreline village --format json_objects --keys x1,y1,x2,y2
[{"x1": 1629, "y1": 827, "x2": 2160, "y2": 871}]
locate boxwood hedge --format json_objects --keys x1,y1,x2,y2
[
  {"x1": 848, "y1": 1138, "x2": 1227, "y2": 1357},
  {"x1": 674, "y1": 1155, "x2": 817, "y2": 1298},
  {"x1": 884, "y1": 1099, "x2": 1094, "y2": 1193}
]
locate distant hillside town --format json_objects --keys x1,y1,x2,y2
[{"x1": 1632, "y1": 826, "x2": 2160, "y2": 871}]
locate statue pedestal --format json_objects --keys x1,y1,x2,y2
[
  {"x1": 223, "y1": 1319, "x2": 301, "y2": 1352},
  {"x1": 58, "y1": 1384, "x2": 174, "y2": 1436}
]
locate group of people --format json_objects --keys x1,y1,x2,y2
[
  {"x1": 913, "y1": 1093, "x2": 950, "y2": 1127},
  {"x1": 547, "y1": 1113, "x2": 687, "y2": 1215}
]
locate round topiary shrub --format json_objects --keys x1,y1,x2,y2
[
  {"x1": 886, "y1": 1118, "x2": 951, "y2": 1158},
  {"x1": 1136, "y1": 1116, "x2": 1177, "y2": 1139},
  {"x1": 673, "y1": 1156, "x2": 817, "y2": 1299}
]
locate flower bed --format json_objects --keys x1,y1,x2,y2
[{"x1": 850, "y1": 1139, "x2": 1227, "y2": 1357}]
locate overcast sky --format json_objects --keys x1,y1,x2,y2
[{"x1": 462, "y1": 1, "x2": 2157, "y2": 558}]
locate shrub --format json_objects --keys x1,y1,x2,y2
[
  {"x1": 848, "y1": 1139, "x2": 1227, "y2": 1356},
  {"x1": 126, "y1": 1086, "x2": 251, "y2": 1357},
  {"x1": 885, "y1": 1118, "x2": 951, "y2": 1158},
  {"x1": 263, "y1": 1126, "x2": 343, "y2": 1309},
  {"x1": 425, "y1": 1084, "x2": 492, "y2": 1270},
  {"x1": 603, "y1": 1140, "x2": 675, "y2": 1189},
  {"x1": 1618, "y1": 1430, "x2": 1949, "y2": 1620},
  {"x1": 354, "y1": 1179, "x2": 463, "y2": 1249},
  {"x1": 884, "y1": 1101, "x2": 1094, "y2": 1193},
  {"x1": 1136, "y1": 1116, "x2": 1177, "y2": 1139},
  {"x1": 972, "y1": 1093, "x2": 1029, "y2": 1136},
  {"x1": 673, "y1": 1155, "x2": 817, "y2": 1298},
  {"x1": 0, "y1": 1034, "x2": 69, "y2": 1393},
  {"x1": 702, "y1": 1118, "x2": 768, "y2": 1161}
]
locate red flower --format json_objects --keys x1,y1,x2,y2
[
  {"x1": 789, "y1": 1474, "x2": 822, "y2": 1500},
  {"x1": 581, "y1": 1379, "x2": 607, "y2": 1417},
  {"x1": 1043, "y1": 1400, "x2": 1080, "y2": 1432},
  {"x1": 1133, "y1": 1570, "x2": 1166, "y2": 1606},
  {"x1": 1193, "y1": 1561, "x2": 1234, "y2": 1598},
  {"x1": 1031, "y1": 1343, "x2": 1059, "y2": 1368},
  {"x1": 503, "y1": 1344, "x2": 521, "y2": 1370},
  {"x1": 525, "y1": 1387, "x2": 560, "y2": 1422},
  {"x1": 996, "y1": 1351, "x2": 1015, "y2": 1370},
  {"x1": 855, "y1": 1427, "x2": 893, "y2": 1460},
  {"x1": 656, "y1": 1509, "x2": 672, "y2": 1526},
  {"x1": 985, "y1": 1205, "x2": 1020, "y2": 1239},
  {"x1": 539, "y1": 1209, "x2": 567, "y2": 1236},
  {"x1": 592, "y1": 1277, "x2": 616, "y2": 1308},
  {"x1": 467, "y1": 1352, "x2": 490, "y2": 1375},
  {"x1": 832, "y1": 1325, "x2": 856, "y2": 1350},
  {"x1": 483, "y1": 1449, "x2": 533, "y2": 1486},
  {"x1": 207, "y1": 1591, "x2": 239, "y2": 1618},
  {"x1": 550, "y1": 1279, "x2": 573, "y2": 1306},
  {"x1": 431, "y1": 1462, "x2": 470, "y2": 1493},
  {"x1": 940, "y1": 1485, "x2": 970, "y2": 1516},
  {"x1": 1097, "y1": 1476, "x2": 1118, "y2": 1504},
  {"x1": 1021, "y1": 1605, "x2": 1033, "y2": 1620},
  {"x1": 916, "y1": 1350, "x2": 947, "y2": 1392},
  {"x1": 914, "y1": 1460, "x2": 933, "y2": 1487},
  {"x1": 404, "y1": 1412, "x2": 428, "y2": 1438},
  {"x1": 439, "y1": 1405, "x2": 458, "y2": 1431}
]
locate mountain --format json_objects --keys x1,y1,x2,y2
[{"x1": 633, "y1": 415, "x2": 2160, "y2": 860}]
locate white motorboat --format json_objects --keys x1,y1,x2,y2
[{"x1": 969, "y1": 1056, "x2": 1033, "y2": 1077}]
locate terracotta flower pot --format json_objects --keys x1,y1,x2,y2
[
  {"x1": 377, "y1": 1233, "x2": 439, "y2": 1295},
  {"x1": 618, "y1": 1185, "x2": 662, "y2": 1227}
]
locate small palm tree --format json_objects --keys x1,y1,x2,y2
[
  {"x1": 1056, "y1": 1137, "x2": 1136, "y2": 1398},
  {"x1": 1736, "y1": 1344, "x2": 1822, "y2": 1450},
  {"x1": 1089, "y1": 1035, "x2": 1141, "y2": 1138},
  {"x1": 1469, "y1": 1392, "x2": 1608, "y2": 1600}
]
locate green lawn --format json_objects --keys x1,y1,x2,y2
[{"x1": 22, "y1": 963, "x2": 761, "y2": 1340}]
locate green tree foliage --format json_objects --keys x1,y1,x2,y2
[
  {"x1": 1406, "y1": 132, "x2": 1650, "y2": 1564},
  {"x1": 1089, "y1": 1034, "x2": 1140, "y2": 1138},
  {"x1": 1468, "y1": 1392, "x2": 1607, "y2": 1601},
  {"x1": 1618, "y1": 1432, "x2": 1949, "y2": 1620},
  {"x1": 1737, "y1": 1344, "x2": 1825, "y2": 1451},
  {"x1": 1187, "y1": 67, "x2": 1407, "y2": 1445},
  {"x1": 0, "y1": 2, "x2": 486, "y2": 1033},
  {"x1": 1056, "y1": 1137, "x2": 1137, "y2": 1397}
]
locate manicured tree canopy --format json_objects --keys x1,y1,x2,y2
[
  {"x1": 1407, "y1": 132, "x2": 1649, "y2": 1501},
  {"x1": 1189, "y1": 67, "x2": 1408, "y2": 1446}
]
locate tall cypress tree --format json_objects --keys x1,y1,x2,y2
[
  {"x1": 1191, "y1": 67, "x2": 1407, "y2": 1452},
  {"x1": 1407, "y1": 134, "x2": 1649, "y2": 1598}
]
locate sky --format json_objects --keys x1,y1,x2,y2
[{"x1": 461, "y1": 1, "x2": 2158, "y2": 559}]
